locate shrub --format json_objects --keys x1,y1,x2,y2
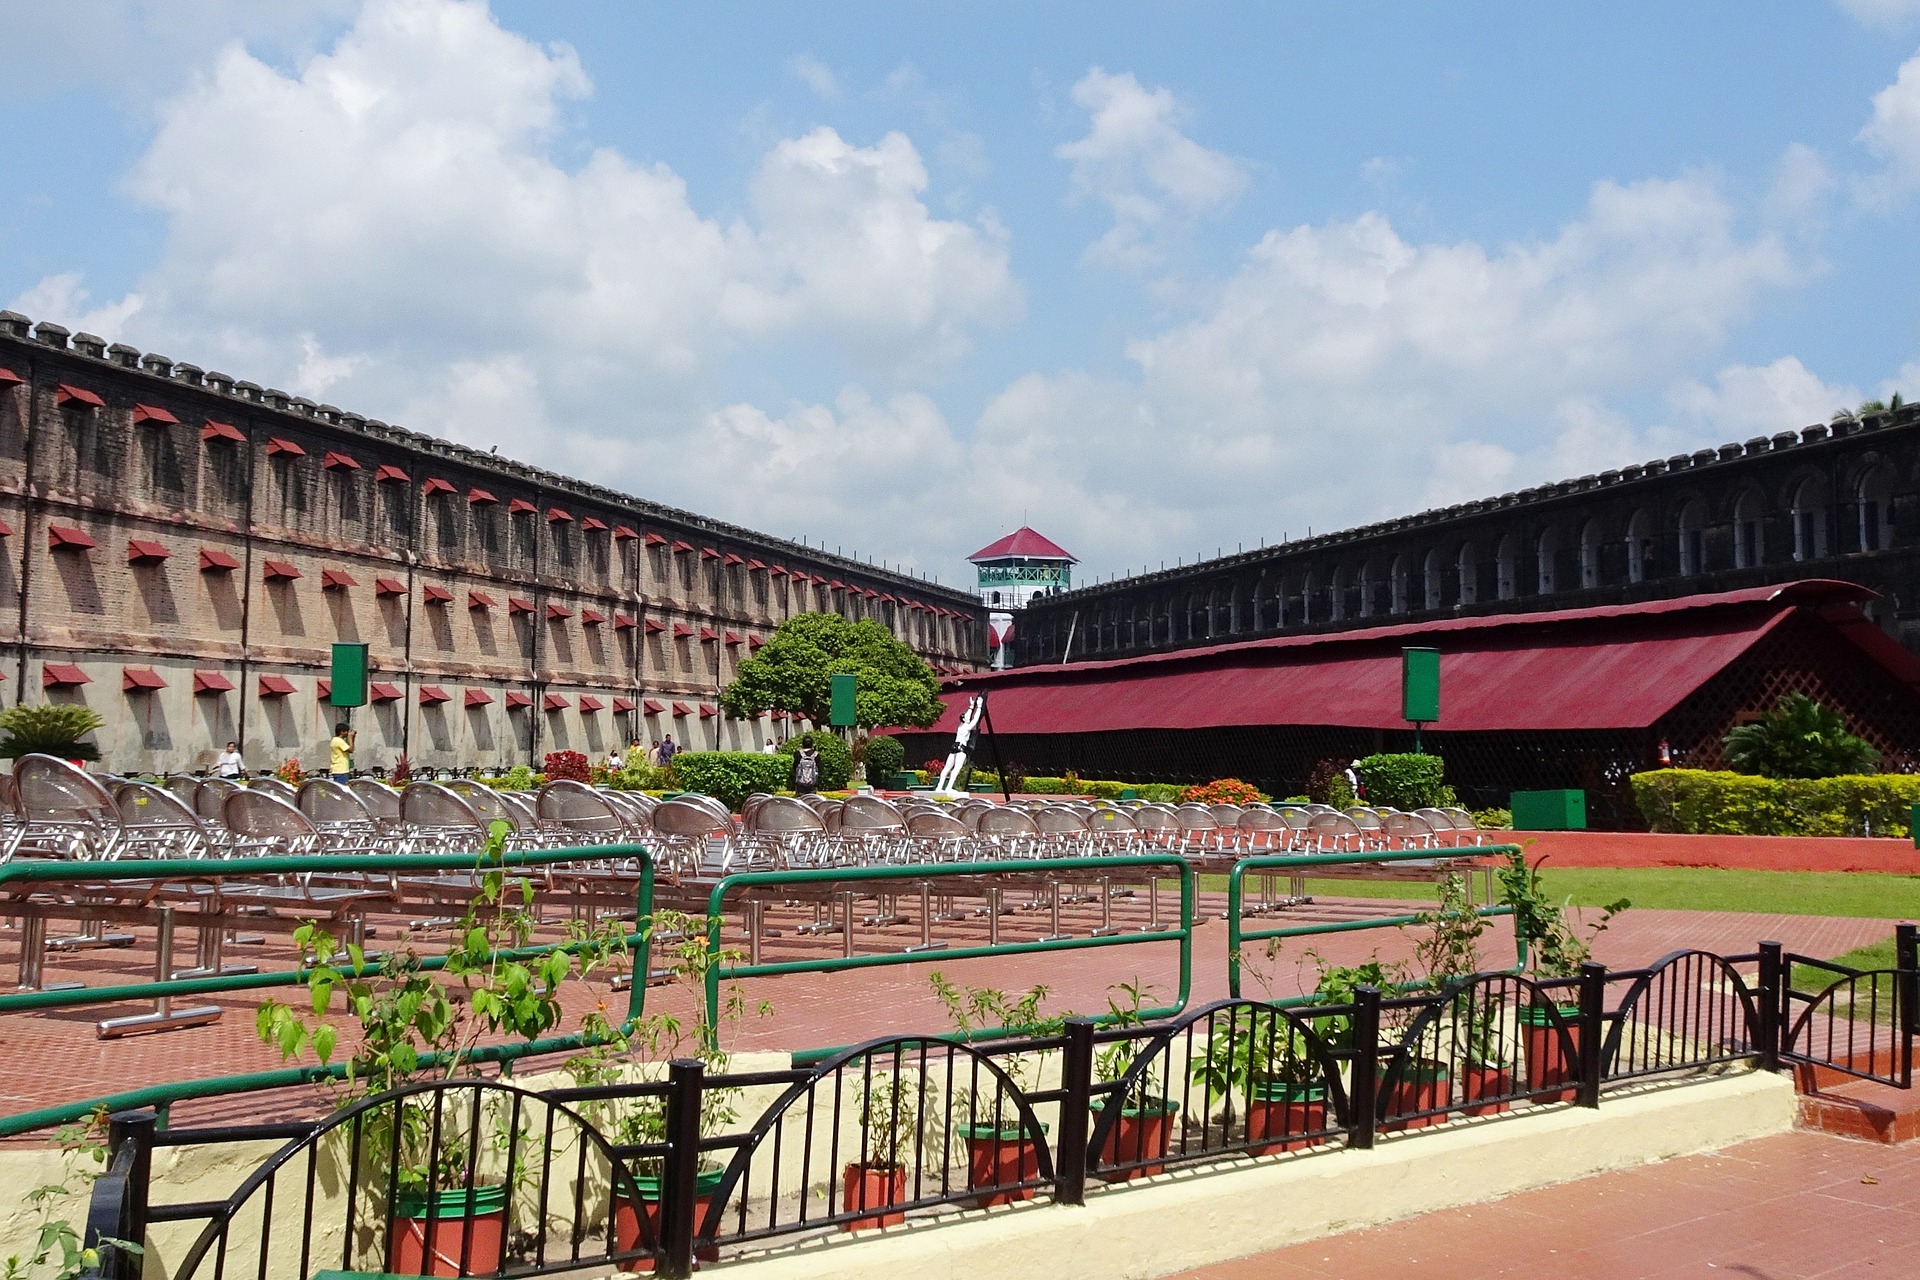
[
  {"x1": 1631, "y1": 768, "x2": 1920, "y2": 837},
  {"x1": 1305, "y1": 758, "x2": 1356, "y2": 807},
  {"x1": 666, "y1": 752, "x2": 793, "y2": 810},
  {"x1": 777, "y1": 733, "x2": 852, "y2": 790},
  {"x1": 543, "y1": 750, "x2": 591, "y2": 783},
  {"x1": 0, "y1": 703, "x2": 106, "y2": 762},
  {"x1": 1355, "y1": 753, "x2": 1448, "y2": 810},
  {"x1": 863, "y1": 734, "x2": 905, "y2": 782},
  {"x1": 1722, "y1": 694, "x2": 1880, "y2": 779},
  {"x1": 1136, "y1": 783, "x2": 1186, "y2": 803},
  {"x1": 480, "y1": 764, "x2": 539, "y2": 792},
  {"x1": 1472, "y1": 807, "x2": 1512, "y2": 829},
  {"x1": 923, "y1": 758, "x2": 946, "y2": 776},
  {"x1": 274, "y1": 758, "x2": 306, "y2": 786},
  {"x1": 607, "y1": 760, "x2": 669, "y2": 791},
  {"x1": 1180, "y1": 778, "x2": 1268, "y2": 805}
]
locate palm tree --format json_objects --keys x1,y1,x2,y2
[{"x1": 1722, "y1": 694, "x2": 1879, "y2": 779}]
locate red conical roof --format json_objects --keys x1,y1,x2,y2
[{"x1": 968, "y1": 526, "x2": 1076, "y2": 563}]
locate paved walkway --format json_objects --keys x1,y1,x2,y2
[{"x1": 1168, "y1": 1129, "x2": 1920, "y2": 1279}]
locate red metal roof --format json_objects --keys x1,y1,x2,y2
[
  {"x1": 202, "y1": 420, "x2": 245, "y2": 444},
  {"x1": 265, "y1": 437, "x2": 306, "y2": 457},
  {"x1": 418, "y1": 685, "x2": 450, "y2": 705},
  {"x1": 612, "y1": 696, "x2": 637, "y2": 713},
  {"x1": 968, "y1": 526, "x2": 1076, "y2": 563},
  {"x1": 322, "y1": 450, "x2": 360, "y2": 470},
  {"x1": 43, "y1": 664, "x2": 90, "y2": 687},
  {"x1": 192, "y1": 670, "x2": 236, "y2": 694},
  {"x1": 544, "y1": 693, "x2": 570, "y2": 711},
  {"x1": 421, "y1": 477, "x2": 455, "y2": 496},
  {"x1": 122, "y1": 667, "x2": 166, "y2": 692},
  {"x1": 132, "y1": 404, "x2": 179, "y2": 426},
  {"x1": 321, "y1": 569, "x2": 357, "y2": 590},
  {"x1": 258, "y1": 674, "x2": 296, "y2": 697},
  {"x1": 421, "y1": 585, "x2": 454, "y2": 603},
  {"x1": 465, "y1": 688, "x2": 494, "y2": 708},
  {"x1": 127, "y1": 538, "x2": 171, "y2": 563},
  {"x1": 504, "y1": 690, "x2": 533, "y2": 708},
  {"x1": 374, "y1": 464, "x2": 410, "y2": 484},
  {"x1": 0, "y1": 367, "x2": 21, "y2": 385},
  {"x1": 48, "y1": 525, "x2": 96, "y2": 551},
  {"x1": 376, "y1": 577, "x2": 408, "y2": 596},
  {"x1": 468, "y1": 487, "x2": 497, "y2": 505},
  {"x1": 578, "y1": 695, "x2": 605, "y2": 712},
  {"x1": 928, "y1": 581, "x2": 1887, "y2": 736},
  {"x1": 370, "y1": 682, "x2": 403, "y2": 702},
  {"x1": 198, "y1": 547, "x2": 239, "y2": 572},
  {"x1": 643, "y1": 699, "x2": 666, "y2": 714},
  {"x1": 261, "y1": 559, "x2": 301, "y2": 581},
  {"x1": 468, "y1": 591, "x2": 497, "y2": 610},
  {"x1": 55, "y1": 384, "x2": 104, "y2": 408}
]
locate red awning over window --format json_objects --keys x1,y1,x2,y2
[
  {"x1": 581, "y1": 609, "x2": 606, "y2": 625},
  {"x1": 202, "y1": 420, "x2": 245, "y2": 444},
  {"x1": 44, "y1": 663, "x2": 91, "y2": 687},
  {"x1": 643, "y1": 532, "x2": 668, "y2": 546},
  {"x1": 671, "y1": 702, "x2": 692, "y2": 717},
  {"x1": 421, "y1": 585, "x2": 453, "y2": 604},
  {"x1": 322, "y1": 451, "x2": 360, "y2": 470},
  {"x1": 421, "y1": 477, "x2": 455, "y2": 496},
  {"x1": 508, "y1": 596, "x2": 535, "y2": 614},
  {"x1": 262, "y1": 559, "x2": 301, "y2": 581},
  {"x1": 56, "y1": 384, "x2": 104, "y2": 408},
  {"x1": 468, "y1": 487, "x2": 497, "y2": 505},
  {"x1": 132, "y1": 404, "x2": 179, "y2": 426},
  {"x1": 671, "y1": 539, "x2": 693, "y2": 553},
  {"x1": 418, "y1": 685, "x2": 450, "y2": 705},
  {"x1": 265, "y1": 437, "x2": 306, "y2": 457},
  {"x1": 581, "y1": 517, "x2": 608, "y2": 533},
  {"x1": 672, "y1": 623, "x2": 693, "y2": 638},
  {"x1": 321, "y1": 569, "x2": 357, "y2": 590},
  {"x1": 698, "y1": 626, "x2": 718, "y2": 642},
  {"x1": 612, "y1": 696, "x2": 637, "y2": 712},
  {"x1": 698, "y1": 703, "x2": 717, "y2": 718},
  {"x1": 0, "y1": 367, "x2": 22, "y2": 386},
  {"x1": 613, "y1": 525, "x2": 639, "y2": 541},
  {"x1": 465, "y1": 688, "x2": 494, "y2": 707},
  {"x1": 546, "y1": 602, "x2": 572, "y2": 620},
  {"x1": 374, "y1": 464, "x2": 410, "y2": 484},
  {"x1": 768, "y1": 565, "x2": 788, "y2": 577},
  {"x1": 723, "y1": 631, "x2": 742, "y2": 646},
  {"x1": 127, "y1": 538, "x2": 171, "y2": 563},
  {"x1": 699, "y1": 546, "x2": 719, "y2": 560},
  {"x1": 578, "y1": 695, "x2": 605, "y2": 712},
  {"x1": 722, "y1": 552, "x2": 743, "y2": 565},
  {"x1": 192, "y1": 670, "x2": 236, "y2": 694},
  {"x1": 316, "y1": 678, "x2": 331, "y2": 699},
  {"x1": 504, "y1": 691, "x2": 534, "y2": 708},
  {"x1": 546, "y1": 507, "x2": 573, "y2": 523},
  {"x1": 198, "y1": 547, "x2": 240, "y2": 572},
  {"x1": 369, "y1": 682, "x2": 403, "y2": 702},
  {"x1": 643, "y1": 619, "x2": 666, "y2": 634},
  {"x1": 642, "y1": 699, "x2": 665, "y2": 714},
  {"x1": 613, "y1": 613, "x2": 636, "y2": 629},
  {"x1": 747, "y1": 634, "x2": 764, "y2": 648},
  {"x1": 48, "y1": 525, "x2": 96, "y2": 550},
  {"x1": 543, "y1": 693, "x2": 570, "y2": 711},
  {"x1": 508, "y1": 498, "x2": 536, "y2": 515},
  {"x1": 122, "y1": 667, "x2": 165, "y2": 692},
  {"x1": 258, "y1": 674, "x2": 296, "y2": 697},
  {"x1": 468, "y1": 590, "x2": 497, "y2": 610},
  {"x1": 747, "y1": 559, "x2": 766, "y2": 571},
  {"x1": 0, "y1": 520, "x2": 11, "y2": 537},
  {"x1": 375, "y1": 577, "x2": 407, "y2": 596}
]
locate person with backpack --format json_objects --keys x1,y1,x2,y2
[{"x1": 792, "y1": 734, "x2": 821, "y2": 794}]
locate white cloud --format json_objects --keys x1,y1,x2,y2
[
  {"x1": 1666, "y1": 357, "x2": 1858, "y2": 438},
  {"x1": 788, "y1": 54, "x2": 839, "y2": 99},
  {"x1": 1057, "y1": 68, "x2": 1245, "y2": 269},
  {"x1": 1837, "y1": 0, "x2": 1920, "y2": 27},
  {"x1": 7, "y1": 272, "x2": 144, "y2": 337},
  {"x1": 1858, "y1": 48, "x2": 1920, "y2": 200}
]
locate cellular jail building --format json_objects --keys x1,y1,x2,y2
[{"x1": 0, "y1": 312, "x2": 987, "y2": 775}]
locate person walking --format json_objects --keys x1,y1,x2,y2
[
  {"x1": 762, "y1": 737, "x2": 777, "y2": 754},
  {"x1": 645, "y1": 739, "x2": 663, "y2": 768},
  {"x1": 214, "y1": 741, "x2": 245, "y2": 780},
  {"x1": 328, "y1": 722, "x2": 356, "y2": 782},
  {"x1": 659, "y1": 734, "x2": 678, "y2": 764},
  {"x1": 791, "y1": 734, "x2": 821, "y2": 795}
]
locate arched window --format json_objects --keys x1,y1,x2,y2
[
  {"x1": 1536, "y1": 527, "x2": 1561, "y2": 594},
  {"x1": 1734, "y1": 489, "x2": 1764, "y2": 569},
  {"x1": 1676, "y1": 499, "x2": 1707, "y2": 575},
  {"x1": 1578, "y1": 520, "x2": 1604, "y2": 589},
  {"x1": 1423, "y1": 546, "x2": 1448, "y2": 610},
  {"x1": 1328, "y1": 567, "x2": 1348, "y2": 622},
  {"x1": 1626, "y1": 510, "x2": 1656, "y2": 584},
  {"x1": 1457, "y1": 542, "x2": 1479, "y2": 606},
  {"x1": 1391, "y1": 554, "x2": 1413, "y2": 614},
  {"x1": 1791, "y1": 477, "x2": 1831, "y2": 562},
  {"x1": 1185, "y1": 593, "x2": 1205, "y2": 641},
  {"x1": 1358, "y1": 562, "x2": 1380, "y2": 617},
  {"x1": 1495, "y1": 534, "x2": 1518, "y2": 600},
  {"x1": 1858, "y1": 464, "x2": 1897, "y2": 552}
]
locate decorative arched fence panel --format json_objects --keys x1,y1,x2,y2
[
  {"x1": 1783, "y1": 963, "x2": 1913, "y2": 1088},
  {"x1": 698, "y1": 1034, "x2": 1056, "y2": 1246},
  {"x1": 169, "y1": 1079, "x2": 654, "y2": 1280},
  {"x1": 1086, "y1": 998, "x2": 1350, "y2": 1180},
  {"x1": 1382, "y1": 972, "x2": 1589, "y2": 1129},
  {"x1": 1603, "y1": 950, "x2": 1763, "y2": 1083}
]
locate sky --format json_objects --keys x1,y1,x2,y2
[{"x1": 7, "y1": 1, "x2": 1920, "y2": 587}]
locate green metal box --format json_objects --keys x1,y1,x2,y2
[
  {"x1": 329, "y1": 642, "x2": 369, "y2": 708},
  {"x1": 1402, "y1": 647, "x2": 1440, "y2": 724},
  {"x1": 829, "y1": 674, "x2": 857, "y2": 727},
  {"x1": 1511, "y1": 789, "x2": 1586, "y2": 831}
]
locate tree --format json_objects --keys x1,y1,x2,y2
[
  {"x1": 721, "y1": 613, "x2": 944, "y2": 729},
  {"x1": 1722, "y1": 693, "x2": 1879, "y2": 780}
]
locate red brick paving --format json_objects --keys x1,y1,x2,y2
[
  {"x1": 1167, "y1": 1129, "x2": 1920, "y2": 1279},
  {"x1": 0, "y1": 887, "x2": 1898, "y2": 1136},
  {"x1": 1520, "y1": 829, "x2": 1920, "y2": 873}
]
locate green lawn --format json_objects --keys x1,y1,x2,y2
[{"x1": 1212, "y1": 866, "x2": 1920, "y2": 919}]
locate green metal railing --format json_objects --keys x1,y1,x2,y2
[
  {"x1": 703, "y1": 854, "x2": 1196, "y2": 1039},
  {"x1": 1225, "y1": 845, "x2": 1523, "y2": 998},
  {"x1": 0, "y1": 845, "x2": 655, "y2": 1137}
]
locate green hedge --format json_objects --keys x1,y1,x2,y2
[
  {"x1": 1354, "y1": 754, "x2": 1452, "y2": 810},
  {"x1": 1631, "y1": 769, "x2": 1920, "y2": 837},
  {"x1": 778, "y1": 734, "x2": 852, "y2": 790},
  {"x1": 863, "y1": 735, "x2": 905, "y2": 782},
  {"x1": 666, "y1": 752, "x2": 793, "y2": 810}
]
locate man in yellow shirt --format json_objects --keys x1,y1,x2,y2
[{"x1": 329, "y1": 721, "x2": 356, "y2": 781}]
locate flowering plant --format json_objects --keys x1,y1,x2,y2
[
  {"x1": 543, "y1": 750, "x2": 591, "y2": 783},
  {"x1": 274, "y1": 758, "x2": 306, "y2": 787},
  {"x1": 1179, "y1": 777, "x2": 1265, "y2": 805}
]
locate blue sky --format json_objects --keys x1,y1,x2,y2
[{"x1": 6, "y1": 1, "x2": 1920, "y2": 584}]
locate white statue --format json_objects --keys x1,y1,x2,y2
[{"x1": 932, "y1": 694, "x2": 987, "y2": 797}]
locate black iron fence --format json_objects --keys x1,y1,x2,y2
[{"x1": 81, "y1": 932, "x2": 1915, "y2": 1280}]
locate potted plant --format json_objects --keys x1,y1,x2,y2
[
  {"x1": 1456, "y1": 988, "x2": 1514, "y2": 1116},
  {"x1": 1090, "y1": 981, "x2": 1179, "y2": 1180},
  {"x1": 842, "y1": 1058, "x2": 939, "y2": 1230},
  {"x1": 257, "y1": 821, "x2": 627, "y2": 1277},
  {"x1": 568, "y1": 910, "x2": 765, "y2": 1272},
  {"x1": 0, "y1": 704, "x2": 106, "y2": 765},
  {"x1": 1191, "y1": 1007, "x2": 1329, "y2": 1156},
  {"x1": 927, "y1": 973, "x2": 1061, "y2": 1206},
  {"x1": 1497, "y1": 849, "x2": 1628, "y2": 1102}
]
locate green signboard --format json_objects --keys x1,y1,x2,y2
[
  {"x1": 829, "y1": 673, "x2": 858, "y2": 727},
  {"x1": 1402, "y1": 647, "x2": 1439, "y2": 724},
  {"x1": 329, "y1": 642, "x2": 369, "y2": 708}
]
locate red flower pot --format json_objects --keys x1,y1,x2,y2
[
  {"x1": 960, "y1": 1122, "x2": 1045, "y2": 1207},
  {"x1": 1521, "y1": 1005, "x2": 1583, "y2": 1103},
  {"x1": 1245, "y1": 1082, "x2": 1329, "y2": 1155},
  {"x1": 1093, "y1": 1099, "x2": 1180, "y2": 1181},
  {"x1": 612, "y1": 1170, "x2": 726, "y2": 1272},
  {"x1": 1461, "y1": 1064, "x2": 1513, "y2": 1117},
  {"x1": 840, "y1": 1163, "x2": 906, "y2": 1231},
  {"x1": 1382, "y1": 1059, "x2": 1450, "y2": 1132},
  {"x1": 389, "y1": 1185, "x2": 508, "y2": 1279}
]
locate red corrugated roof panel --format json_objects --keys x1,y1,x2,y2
[
  {"x1": 420, "y1": 477, "x2": 455, "y2": 496},
  {"x1": 546, "y1": 506, "x2": 573, "y2": 523},
  {"x1": 613, "y1": 525, "x2": 639, "y2": 540},
  {"x1": 968, "y1": 526, "x2": 1076, "y2": 563},
  {"x1": 418, "y1": 685, "x2": 450, "y2": 705},
  {"x1": 56, "y1": 384, "x2": 104, "y2": 408},
  {"x1": 644, "y1": 532, "x2": 668, "y2": 546},
  {"x1": 508, "y1": 596, "x2": 534, "y2": 614},
  {"x1": 578, "y1": 695, "x2": 605, "y2": 712},
  {"x1": 581, "y1": 517, "x2": 608, "y2": 533},
  {"x1": 202, "y1": 420, "x2": 245, "y2": 444},
  {"x1": 546, "y1": 602, "x2": 572, "y2": 620},
  {"x1": 643, "y1": 699, "x2": 665, "y2": 714},
  {"x1": 321, "y1": 568, "x2": 357, "y2": 590},
  {"x1": 613, "y1": 613, "x2": 636, "y2": 629},
  {"x1": 468, "y1": 590, "x2": 497, "y2": 610},
  {"x1": 504, "y1": 690, "x2": 533, "y2": 708},
  {"x1": 43, "y1": 663, "x2": 91, "y2": 687},
  {"x1": 374, "y1": 464, "x2": 410, "y2": 484},
  {"x1": 48, "y1": 525, "x2": 96, "y2": 551},
  {"x1": 468, "y1": 487, "x2": 497, "y2": 505},
  {"x1": 375, "y1": 577, "x2": 407, "y2": 596},
  {"x1": 508, "y1": 498, "x2": 536, "y2": 514},
  {"x1": 671, "y1": 701, "x2": 692, "y2": 717},
  {"x1": 127, "y1": 538, "x2": 171, "y2": 563},
  {"x1": 421, "y1": 585, "x2": 454, "y2": 604},
  {"x1": 581, "y1": 608, "x2": 606, "y2": 625},
  {"x1": 544, "y1": 693, "x2": 570, "y2": 711},
  {"x1": 265, "y1": 437, "x2": 306, "y2": 457},
  {"x1": 370, "y1": 682, "x2": 403, "y2": 702},
  {"x1": 644, "y1": 619, "x2": 667, "y2": 634},
  {"x1": 322, "y1": 450, "x2": 360, "y2": 470},
  {"x1": 122, "y1": 667, "x2": 166, "y2": 692},
  {"x1": 132, "y1": 404, "x2": 179, "y2": 426},
  {"x1": 465, "y1": 688, "x2": 494, "y2": 707},
  {"x1": 262, "y1": 559, "x2": 301, "y2": 581},
  {"x1": 198, "y1": 547, "x2": 239, "y2": 572},
  {"x1": 258, "y1": 674, "x2": 296, "y2": 697},
  {"x1": 612, "y1": 696, "x2": 637, "y2": 712},
  {"x1": 192, "y1": 670, "x2": 236, "y2": 694}
]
